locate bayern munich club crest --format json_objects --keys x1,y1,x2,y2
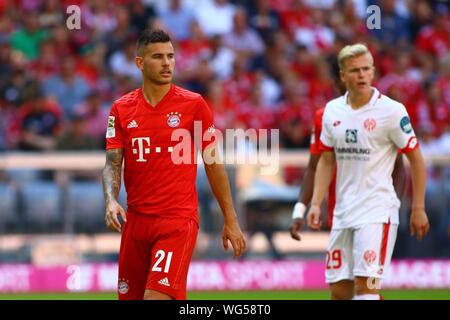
[
  {"x1": 118, "y1": 278, "x2": 129, "y2": 294},
  {"x1": 364, "y1": 250, "x2": 377, "y2": 264},
  {"x1": 364, "y1": 118, "x2": 376, "y2": 132},
  {"x1": 167, "y1": 112, "x2": 181, "y2": 127}
]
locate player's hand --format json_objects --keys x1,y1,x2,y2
[
  {"x1": 307, "y1": 205, "x2": 322, "y2": 230},
  {"x1": 222, "y1": 216, "x2": 247, "y2": 258},
  {"x1": 410, "y1": 208, "x2": 430, "y2": 241},
  {"x1": 289, "y1": 218, "x2": 304, "y2": 241},
  {"x1": 105, "y1": 199, "x2": 127, "y2": 232}
]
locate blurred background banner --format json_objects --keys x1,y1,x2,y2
[
  {"x1": 1, "y1": 260, "x2": 450, "y2": 292},
  {"x1": 0, "y1": 0, "x2": 450, "y2": 298}
]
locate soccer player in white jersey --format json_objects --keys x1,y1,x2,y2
[{"x1": 306, "y1": 43, "x2": 430, "y2": 300}]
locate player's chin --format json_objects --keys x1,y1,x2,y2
[{"x1": 155, "y1": 76, "x2": 173, "y2": 85}]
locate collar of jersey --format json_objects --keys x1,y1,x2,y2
[
  {"x1": 140, "y1": 84, "x2": 175, "y2": 109},
  {"x1": 343, "y1": 87, "x2": 380, "y2": 110}
]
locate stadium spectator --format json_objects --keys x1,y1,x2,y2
[
  {"x1": 103, "y1": 6, "x2": 139, "y2": 61},
  {"x1": 129, "y1": 1, "x2": 157, "y2": 32},
  {"x1": 409, "y1": 0, "x2": 433, "y2": 41},
  {"x1": 13, "y1": 84, "x2": 62, "y2": 151},
  {"x1": 109, "y1": 39, "x2": 142, "y2": 82},
  {"x1": 249, "y1": 0, "x2": 281, "y2": 40},
  {"x1": 293, "y1": 8, "x2": 335, "y2": 54},
  {"x1": 195, "y1": 0, "x2": 236, "y2": 36},
  {"x1": 43, "y1": 55, "x2": 90, "y2": 118},
  {"x1": 73, "y1": 90, "x2": 109, "y2": 148},
  {"x1": 203, "y1": 34, "x2": 236, "y2": 80},
  {"x1": 57, "y1": 114, "x2": 100, "y2": 151},
  {"x1": 159, "y1": 0, "x2": 195, "y2": 41},
  {"x1": 370, "y1": 0, "x2": 411, "y2": 48},
  {"x1": 223, "y1": 7, "x2": 265, "y2": 69},
  {"x1": 81, "y1": 1, "x2": 117, "y2": 36},
  {"x1": 222, "y1": 55, "x2": 255, "y2": 106},
  {"x1": 205, "y1": 79, "x2": 236, "y2": 132},
  {"x1": 29, "y1": 40, "x2": 59, "y2": 80},
  {"x1": 39, "y1": 0, "x2": 64, "y2": 28},
  {"x1": 10, "y1": 12, "x2": 48, "y2": 61},
  {"x1": 415, "y1": 4, "x2": 450, "y2": 58}
]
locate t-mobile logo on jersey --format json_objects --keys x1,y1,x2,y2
[{"x1": 132, "y1": 137, "x2": 151, "y2": 162}]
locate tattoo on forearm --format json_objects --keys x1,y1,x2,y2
[{"x1": 102, "y1": 148, "x2": 123, "y2": 203}]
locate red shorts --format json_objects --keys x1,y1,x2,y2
[{"x1": 117, "y1": 209, "x2": 198, "y2": 300}]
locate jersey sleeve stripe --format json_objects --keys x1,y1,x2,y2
[{"x1": 399, "y1": 136, "x2": 419, "y2": 153}]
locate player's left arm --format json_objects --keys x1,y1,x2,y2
[
  {"x1": 202, "y1": 147, "x2": 247, "y2": 258},
  {"x1": 404, "y1": 148, "x2": 430, "y2": 241}
]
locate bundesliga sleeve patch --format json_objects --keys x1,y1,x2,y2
[
  {"x1": 106, "y1": 116, "x2": 116, "y2": 138},
  {"x1": 106, "y1": 128, "x2": 115, "y2": 138},
  {"x1": 400, "y1": 116, "x2": 412, "y2": 134}
]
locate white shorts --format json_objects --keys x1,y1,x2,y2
[{"x1": 325, "y1": 222, "x2": 398, "y2": 284}]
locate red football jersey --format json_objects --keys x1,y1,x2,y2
[
  {"x1": 106, "y1": 84, "x2": 215, "y2": 223},
  {"x1": 309, "y1": 107, "x2": 336, "y2": 229}
]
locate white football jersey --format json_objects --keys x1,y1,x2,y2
[{"x1": 320, "y1": 87, "x2": 418, "y2": 229}]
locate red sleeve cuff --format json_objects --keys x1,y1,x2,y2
[
  {"x1": 319, "y1": 143, "x2": 333, "y2": 152},
  {"x1": 106, "y1": 144, "x2": 124, "y2": 150},
  {"x1": 400, "y1": 136, "x2": 419, "y2": 153}
]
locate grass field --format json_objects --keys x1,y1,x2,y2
[{"x1": 0, "y1": 289, "x2": 449, "y2": 300}]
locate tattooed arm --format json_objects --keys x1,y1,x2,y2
[{"x1": 102, "y1": 148, "x2": 127, "y2": 232}]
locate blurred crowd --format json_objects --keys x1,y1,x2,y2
[{"x1": 0, "y1": 0, "x2": 449, "y2": 164}]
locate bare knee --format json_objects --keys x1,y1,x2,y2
[
  {"x1": 330, "y1": 280, "x2": 354, "y2": 300},
  {"x1": 354, "y1": 277, "x2": 380, "y2": 296},
  {"x1": 143, "y1": 289, "x2": 173, "y2": 300}
]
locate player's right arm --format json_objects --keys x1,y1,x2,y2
[
  {"x1": 289, "y1": 153, "x2": 321, "y2": 240},
  {"x1": 102, "y1": 148, "x2": 127, "y2": 232},
  {"x1": 307, "y1": 151, "x2": 336, "y2": 230},
  {"x1": 290, "y1": 108, "x2": 324, "y2": 240}
]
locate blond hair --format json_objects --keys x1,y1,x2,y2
[{"x1": 338, "y1": 43, "x2": 374, "y2": 70}]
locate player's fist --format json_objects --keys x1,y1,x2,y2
[
  {"x1": 307, "y1": 205, "x2": 322, "y2": 230},
  {"x1": 410, "y1": 208, "x2": 430, "y2": 241},
  {"x1": 105, "y1": 199, "x2": 127, "y2": 233},
  {"x1": 289, "y1": 218, "x2": 304, "y2": 241}
]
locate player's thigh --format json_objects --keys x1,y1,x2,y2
[
  {"x1": 325, "y1": 228, "x2": 354, "y2": 284},
  {"x1": 117, "y1": 211, "x2": 152, "y2": 300},
  {"x1": 353, "y1": 222, "x2": 398, "y2": 288},
  {"x1": 146, "y1": 218, "x2": 198, "y2": 300}
]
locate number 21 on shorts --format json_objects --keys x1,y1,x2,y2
[
  {"x1": 151, "y1": 250, "x2": 173, "y2": 273},
  {"x1": 326, "y1": 249, "x2": 342, "y2": 269}
]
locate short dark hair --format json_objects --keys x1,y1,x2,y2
[{"x1": 136, "y1": 29, "x2": 171, "y2": 56}]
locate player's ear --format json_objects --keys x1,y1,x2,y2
[
  {"x1": 135, "y1": 56, "x2": 144, "y2": 71},
  {"x1": 370, "y1": 66, "x2": 376, "y2": 80},
  {"x1": 339, "y1": 69, "x2": 345, "y2": 83}
]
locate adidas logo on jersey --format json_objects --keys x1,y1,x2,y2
[
  {"x1": 127, "y1": 120, "x2": 138, "y2": 128},
  {"x1": 158, "y1": 277, "x2": 170, "y2": 287}
]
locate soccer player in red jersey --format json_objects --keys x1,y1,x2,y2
[{"x1": 102, "y1": 29, "x2": 247, "y2": 300}]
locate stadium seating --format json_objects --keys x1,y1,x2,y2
[
  {"x1": 21, "y1": 182, "x2": 63, "y2": 233},
  {"x1": 0, "y1": 183, "x2": 19, "y2": 232},
  {"x1": 67, "y1": 181, "x2": 105, "y2": 233}
]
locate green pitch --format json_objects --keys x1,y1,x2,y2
[{"x1": 0, "y1": 289, "x2": 449, "y2": 300}]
